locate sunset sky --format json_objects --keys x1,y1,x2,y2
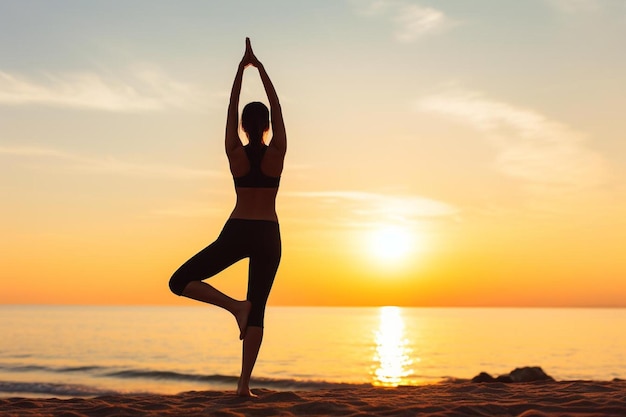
[{"x1": 1, "y1": 1, "x2": 625, "y2": 307}]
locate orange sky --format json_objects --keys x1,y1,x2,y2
[{"x1": 2, "y1": 1, "x2": 626, "y2": 307}]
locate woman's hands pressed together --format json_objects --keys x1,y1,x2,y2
[{"x1": 240, "y1": 37, "x2": 262, "y2": 69}]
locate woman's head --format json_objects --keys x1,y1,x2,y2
[{"x1": 242, "y1": 102, "x2": 270, "y2": 145}]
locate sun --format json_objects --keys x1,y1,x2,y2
[{"x1": 368, "y1": 224, "x2": 415, "y2": 263}]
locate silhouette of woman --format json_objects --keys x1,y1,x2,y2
[{"x1": 169, "y1": 38, "x2": 286, "y2": 397}]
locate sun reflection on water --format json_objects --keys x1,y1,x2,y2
[{"x1": 372, "y1": 306, "x2": 414, "y2": 386}]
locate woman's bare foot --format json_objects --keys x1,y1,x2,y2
[
  {"x1": 236, "y1": 381, "x2": 258, "y2": 397},
  {"x1": 234, "y1": 300, "x2": 251, "y2": 340}
]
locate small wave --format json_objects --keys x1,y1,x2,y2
[
  {"x1": 104, "y1": 369, "x2": 366, "y2": 390},
  {"x1": 105, "y1": 369, "x2": 238, "y2": 384},
  {"x1": 0, "y1": 381, "x2": 120, "y2": 397},
  {"x1": 0, "y1": 363, "x2": 105, "y2": 374},
  {"x1": 0, "y1": 362, "x2": 369, "y2": 392},
  {"x1": 58, "y1": 366, "x2": 103, "y2": 373},
  {"x1": 0, "y1": 364, "x2": 48, "y2": 372}
]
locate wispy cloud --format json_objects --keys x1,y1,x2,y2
[
  {"x1": 416, "y1": 89, "x2": 609, "y2": 193},
  {"x1": 149, "y1": 202, "x2": 224, "y2": 218},
  {"x1": 0, "y1": 66, "x2": 204, "y2": 112},
  {"x1": 393, "y1": 4, "x2": 450, "y2": 42},
  {"x1": 546, "y1": 0, "x2": 602, "y2": 13},
  {"x1": 353, "y1": 0, "x2": 454, "y2": 42},
  {"x1": 0, "y1": 146, "x2": 72, "y2": 159},
  {"x1": 286, "y1": 190, "x2": 458, "y2": 225},
  {"x1": 0, "y1": 145, "x2": 221, "y2": 179}
]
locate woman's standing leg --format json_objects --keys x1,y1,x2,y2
[
  {"x1": 236, "y1": 222, "x2": 281, "y2": 396},
  {"x1": 237, "y1": 326, "x2": 263, "y2": 397}
]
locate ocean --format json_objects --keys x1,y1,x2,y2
[{"x1": 1, "y1": 306, "x2": 624, "y2": 398}]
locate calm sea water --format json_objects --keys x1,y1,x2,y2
[{"x1": 1, "y1": 306, "x2": 624, "y2": 398}]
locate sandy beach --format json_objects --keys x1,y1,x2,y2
[{"x1": 2, "y1": 380, "x2": 625, "y2": 417}]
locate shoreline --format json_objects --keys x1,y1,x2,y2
[{"x1": 2, "y1": 380, "x2": 626, "y2": 417}]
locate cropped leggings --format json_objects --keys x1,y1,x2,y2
[{"x1": 169, "y1": 219, "x2": 281, "y2": 328}]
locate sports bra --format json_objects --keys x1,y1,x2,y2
[{"x1": 233, "y1": 145, "x2": 281, "y2": 188}]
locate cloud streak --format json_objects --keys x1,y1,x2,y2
[
  {"x1": 546, "y1": 0, "x2": 602, "y2": 13},
  {"x1": 416, "y1": 89, "x2": 609, "y2": 192},
  {"x1": 0, "y1": 145, "x2": 221, "y2": 180},
  {"x1": 287, "y1": 190, "x2": 458, "y2": 225},
  {"x1": 149, "y1": 202, "x2": 224, "y2": 218},
  {"x1": 393, "y1": 3, "x2": 450, "y2": 42},
  {"x1": 0, "y1": 67, "x2": 204, "y2": 112},
  {"x1": 354, "y1": 0, "x2": 454, "y2": 42}
]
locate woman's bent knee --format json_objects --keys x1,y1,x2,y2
[{"x1": 168, "y1": 273, "x2": 187, "y2": 296}]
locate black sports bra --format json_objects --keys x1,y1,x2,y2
[{"x1": 233, "y1": 145, "x2": 281, "y2": 188}]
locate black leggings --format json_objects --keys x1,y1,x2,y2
[{"x1": 169, "y1": 219, "x2": 281, "y2": 328}]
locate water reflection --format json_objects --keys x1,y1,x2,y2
[{"x1": 372, "y1": 306, "x2": 414, "y2": 386}]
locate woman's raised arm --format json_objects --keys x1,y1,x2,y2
[
  {"x1": 247, "y1": 39, "x2": 286, "y2": 156},
  {"x1": 225, "y1": 61, "x2": 245, "y2": 156}
]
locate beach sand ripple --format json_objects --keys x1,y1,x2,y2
[{"x1": 1, "y1": 380, "x2": 625, "y2": 417}]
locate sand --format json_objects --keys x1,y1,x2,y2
[{"x1": 1, "y1": 380, "x2": 625, "y2": 417}]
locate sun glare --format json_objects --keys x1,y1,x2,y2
[
  {"x1": 369, "y1": 224, "x2": 414, "y2": 262},
  {"x1": 372, "y1": 306, "x2": 413, "y2": 386}
]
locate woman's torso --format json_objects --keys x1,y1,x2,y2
[
  {"x1": 229, "y1": 145, "x2": 281, "y2": 222},
  {"x1": 229, "y1": 187, "x2": 279, "y2": 222}
]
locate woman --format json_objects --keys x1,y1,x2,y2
[{"x1": 169, "y1": 38, "x2": 286, "y2": 397}]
